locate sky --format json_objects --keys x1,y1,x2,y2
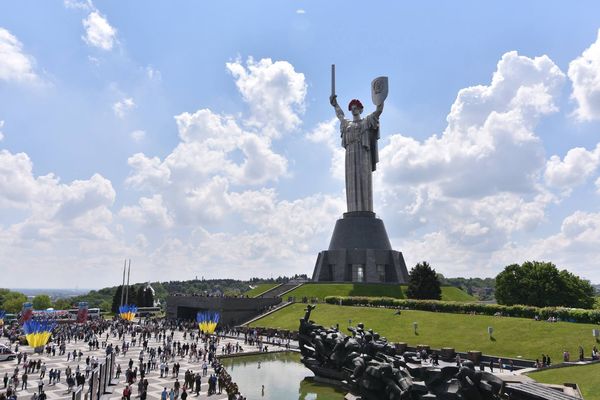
[{"x1": 2, "y1": 1, "x2": 600, "y2": 289}]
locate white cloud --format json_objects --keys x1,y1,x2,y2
[
  {"x1": 489, "y1": 211, "x2": 600, "y2": 279},
  {"x1": 296, "y1": 9, "x2": 306, "y2": 14},
  {"x1": 82, "y1": 11, "x2": 117, "y2": 50},
  {"x1": 544, "y1": 145, "x2": 600, "y2": 192},
  {"x1": 0, "y1": 147, "x2": 122, "y2": 287},
  {"x1": 130, "y1": 130, "x2": 146, "y2": 142},
  {"x1": 306, "y1": 118, "x2": 345, "y2": 180},
  {"x1": 379, "y1": 52, "x2": 564, "y2": 197},
  {"x1": 120, "y1": 195, "x2": 174, "y2": 228},
  {"x1": 129, "y1": 104, "x2": 288, "y2": 192},
  {"x1": 361, "y1": 51, "x2": 566, "y2": 265},
  {"x1": 226, "y1": 57, "x2": 307, "y2": 137},
  {"x1": 115, "y1": 58, "x2": 342, "y2": 279},
  {"x1": 568, "y1": 29, "x2": 600, "y2": 121},
  {"x1": 0, "y1": 149, "x2": 116, "y2": 238},
  {"x1": 113, "y1": 97, "x2": 135, "y2": 118},
  {"x1": 125, "y1": 153, "x2": 171, "y2": 190},
  {"x1": 0, "y1": 120, "x2": 4, "y2": 141},
  {"x1": 64, "y1": 0, "x2": 93, "y2": 10},
  {"x1": 378, "y1": 51, "x2": 564, "y2": 198},
  {"x1": 0, "y1": 27, "x2": 39, "y2": 83}
]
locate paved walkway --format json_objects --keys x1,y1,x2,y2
[{"x1": 0, "y1": 329, "x2": 288, "y2": 400}]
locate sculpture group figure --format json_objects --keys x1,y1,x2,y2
[{"x1": 299, "y1": 306, "x2": 511, "y2": 400}]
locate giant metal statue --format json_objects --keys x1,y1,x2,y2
[
  {"x1": 329, "y1": 65, "x2": 388, "y2": 213},
  {"x1": 311, "y1": 66, "x2": 408, "y2": 284}
]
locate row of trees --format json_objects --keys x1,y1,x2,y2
[
  {"x1": 110, "y1": 285, "x2": 155, "y2": 313},
  {"x1": 0, "y1": 289, "x2": 77, "y2": 313},
  {"x1": 495, "y1": 261, "x2": 596, "y2": 309},
  {"x1": 0, "y1": 289, "x2": 28, "y2": 313},
  {"x1": 405, "y1": 260, "x2": 596, "y2": 309}
]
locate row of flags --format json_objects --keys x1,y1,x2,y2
[{"x1": 0, "y1": 303, "x2": 222, "y2": 350}]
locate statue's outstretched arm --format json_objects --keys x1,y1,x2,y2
[
  {"x1": 372, "y1": 102, "x2": 384, "y2": 118},
  {"x1": 330, "y1": 95, "x2": 346, "y2": 122}
]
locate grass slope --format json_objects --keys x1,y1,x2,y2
[
  {"x1": 283, "y1": 283, "x2": 476, "y2": 302},
  {"x1": 440, "y1": 286, "x2": 477, "y2": 302},
  {"x1": 527, "y1": 363, "x2": 600, "y2": 400},
  {"x1": 249, "y1": 303, "x2": 599, "y2": 363},
  {"x1": 285, "y1": 283, "x2": 405, "y2": 300},
  {"x1": 244, "y1": 283, "x2": 279, "y2": 298}
]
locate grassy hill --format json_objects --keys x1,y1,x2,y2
[
  {"x1": 245, "y1": 283, "x2": 280, "y2": 297},
  {"x1": 249, "y1": 303, "x2": 599, "y2": 363},
  {"x1": 439, "y1": 286, "x2": 477, "y2": 301},
  {"x1": 282, "y1": 283, "x2": 476, "y2": 302},
  {"x1": 527, "y1": 363, "x2": 600, "y2": 400}
]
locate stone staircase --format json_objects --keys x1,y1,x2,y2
[
  {"x1": 239, "y1": 301, "x2": 294, "y2": 326},
  {"x1": 257, "y1": 280, "x2": 305, "y2": 298}
]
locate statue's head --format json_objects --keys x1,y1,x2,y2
[{"x1": 348, "y1": 99, "x2": 364, "y2": 116}]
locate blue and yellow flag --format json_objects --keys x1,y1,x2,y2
[
  {"x1": 119, "y1": 304, "x2": 137, "y2": 321},
  {"x1": 196, "y1": 311, "x2": 220, "y2": 334},
  {"x1": 23, "y1": 320, "x2": 55, "y2": 348}
]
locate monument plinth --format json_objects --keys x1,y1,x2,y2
[{"x1": 311, "y1": 67, "x2": 409, "y2": 284}]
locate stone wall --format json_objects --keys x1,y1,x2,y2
[{"x1": 166, "y1": 295, "x2": 281, "y2": 325}]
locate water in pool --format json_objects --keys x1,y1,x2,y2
[{"x1": 222, "y1": 352, "x2": 346, "y2": 400}]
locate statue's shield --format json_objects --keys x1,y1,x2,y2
[{"x1": 371, "y1": 76, "x2": 388, "y2": 105}]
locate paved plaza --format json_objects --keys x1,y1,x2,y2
[{"x1": 0, "y1": 327, "x2": 287, "y2": 400}]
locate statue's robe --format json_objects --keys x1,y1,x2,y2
[{"x1": 341, "y1": 113, "x2": 379, "y2": 212}]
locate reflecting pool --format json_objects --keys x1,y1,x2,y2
[{"x1": 222, "y1": 352, "x2": 347, "y2": 400}]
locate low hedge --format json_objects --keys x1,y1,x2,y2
[{"x1": 324, "y1": 296, "x2": 600, "y2": 324}]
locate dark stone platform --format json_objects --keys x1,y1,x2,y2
[{"x1": 312, "y1": 212, "x2": 409, "y2": 283}]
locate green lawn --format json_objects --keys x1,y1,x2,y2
[
  {"x1": 439, "y1": 286, "x2": 477, "y2": 301},
  {"x1": 244, "y1": 283, "x2": 279, "y2": 297},
  {"x1": 249, "y1": 303, "x2": 600, "y2": 363},
  {"x1": 527, "y1": 363, "x2": 600, "y2": 400},
  {"x1": 283, "y1": 283, "x2": 476, "y2": 302}
]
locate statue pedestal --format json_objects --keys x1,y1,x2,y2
[{"x1": 312, "y1": 212, "x2": 409, "y2": 284}]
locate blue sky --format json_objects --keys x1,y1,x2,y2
[{"x1": 2, "y1": 1, "x2": 600, "y2": 288}]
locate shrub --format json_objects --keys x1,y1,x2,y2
[{"x1": 323, "y1": 296, "x2": 600, "y2": 324}]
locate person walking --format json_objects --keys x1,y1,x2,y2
[
  {"x1": 194, "y1": 373, "x2": 201, "y2": 395},
  {"x1": 21, "y1": 372, "x2": 27, "y2": 390},
  {"x1": 122, "y1": 384, "x2": 132, "y2": 400}
]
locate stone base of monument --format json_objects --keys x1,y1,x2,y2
[{"x1": 312, "y1": 211, "x2": 409, "y2": 283}]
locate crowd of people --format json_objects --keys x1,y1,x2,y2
[
  {"x1": 562, "y1": 345, "x2": 600, "y2": 362},
  {"x1": 0, "y1": 318, "x2": 250, "y2": 400}
]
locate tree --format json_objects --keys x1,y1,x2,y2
[
  {"x1": 127, "y1": 286, "x2": 137, "y2": 306},
  {"x1": 559, "y1": 270, "x2": 595, "y2": 309},
  {"x1": 495, "y1": 261, "x2": 595, "y2": 308},
  {"x1": 111, "y1": 285, "x2": 139, "y2": 313},
  {"x1": 0, "y1": 289, "x2": 12, "y2": 307},
  {"x1": 2, "y1": 291, "x2": 27, "y2": 313},
  {"x1": 406, "y1": 262, "x2": 442, "y2": 300},
  {"x1": 32, "y1": 295, "x2": 52, "y2": 310},
  {"x1": 136, "y1": 285, "x2": 154, "y2": 307},
  {"x1": 99, "y1": 300, "x2": 112, "y2": 313},
  {"x1": 111, "y1": 285, "x2": 124, "y2": 314},
  {"x1": 53, "y1": 298, "x2": 74, "y2": 310}
]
